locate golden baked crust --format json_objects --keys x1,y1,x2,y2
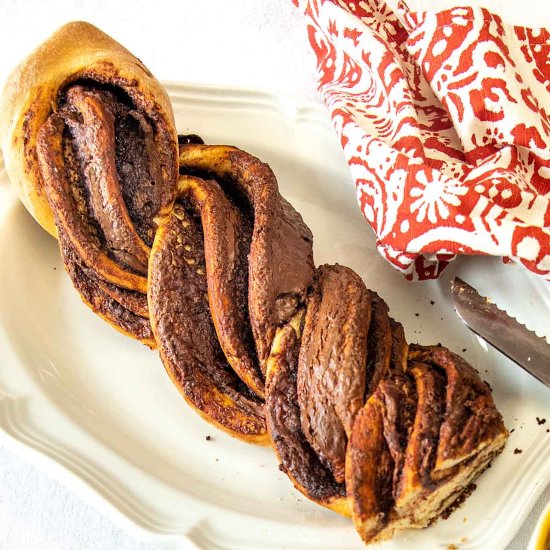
[{"x1": 0, "y1": 21, "x2": 177, "y2": 238}]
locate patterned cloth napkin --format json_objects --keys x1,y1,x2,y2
[{"x1": 293, "y1": 0, "x2": 550, "y2": 280}]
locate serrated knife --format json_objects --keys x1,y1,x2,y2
[{"x1": 452, "y1": 277, "x2": 550, "y2": 389}]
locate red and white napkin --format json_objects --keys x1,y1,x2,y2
[{"x1": 293, "y1": 0, "x2": 550, "y2": 280}]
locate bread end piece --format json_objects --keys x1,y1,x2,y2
[{"x1": 0, "y1": 21, "x2": 176, "y2": 238}]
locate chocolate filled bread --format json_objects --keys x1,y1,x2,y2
[
  {"x1": 177, "y1": 144, "x2": 315, "y2": 374},
  {"x1": 297, "y1": 265, "x2": 372, "y2": 485},
  {"x1": 59, "y1": 229, "x2": 155, "y2": 346},
  {"x1": 149, "y1": 206, "x2": 266, "y2": 442},
  {"x1": 0, "y1": 22, "x2": 509, "y2": 547},
  {"x1": 146, "y1": 145, "x2": 314, "y2": 439},
  {"x1": 266, "y1": 311, "x2": 350, "y2": 516},
  {"x1": 0, "y1": 22, "x2": 178, "y2": 344}
]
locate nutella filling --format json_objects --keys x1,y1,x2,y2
[
  {"x1": 114, "y1": 106, "x2": 165, "y2": 245},
  {"x1": 377, "y1": 372, "x2": 418, "y2": 496},
  {"x1": 265, "y1": 322, "x2": 347, "y2": 505},
  {"x1": 62, "y1": 86, "x2": 150, "y2": 274},
  {"x1": 268, "y1": 198, "x2": 316, "y2": 328},
  {"x1": 148, "y1": 201, "x2": 266, "y2": 439},
  {"x1": 58, "y1": 229, "x2": 154, "y2": 344},
  {"x1": 178, "y1": 145, "x2": 315, "y2": 371},
  {"x1": 179, "y1": 175, "x2": 264, "y2": 397},
  {"x1": 366, "y1": 292, "x2": 393, "y2": 394},
  {"x1": 37, "y1": 80, "x2": 175, "y2": 290},
  {"x1": 297, "y1": 265, "x2": 371, "y2": 484}
]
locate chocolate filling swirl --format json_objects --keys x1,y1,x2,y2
[
  {"x1": 265, "y1": 266, "x2": 508, "y2": 544},
  {"x1": 35, "y1": 78, "x2": 177, "y2": 344}
]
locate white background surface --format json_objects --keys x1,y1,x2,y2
[{"x1": 0, "y1": 1, "x2": 548, "y2": 549}]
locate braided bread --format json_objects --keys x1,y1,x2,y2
[
  {"x1": 0, "y1": 23, "x2": 509, "y2": 546},
  {"x1": 0, "y1": 21, "x2": 178, "y2": 346}
]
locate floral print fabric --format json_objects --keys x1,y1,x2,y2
[{"x1": 293, "y1": 0, "x2": 550, "y2": 280}]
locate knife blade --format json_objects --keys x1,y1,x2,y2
[{"x1": 452, "y1": 277, "x2": 550, "y2": 389}]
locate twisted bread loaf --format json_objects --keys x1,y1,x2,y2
[
  {"x1": 0, "y1": 23, "x2": 508, "y2": 546},
  {"x1": 0, "y1": 21, "x2": 178, "y2": 346}
]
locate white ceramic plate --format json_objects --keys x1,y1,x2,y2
[{"x1": 0, "y1": 82, "x2": 549, "y2": 550}]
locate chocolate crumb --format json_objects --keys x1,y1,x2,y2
[
  {"x1": 414, "y1": 313, "x2": 420, "y2": 317},
  {"x1": 510, "y1": 428, "x2": 515, "y2": 433},
  {"x1": 206, "y1": 435, "x2": 211, "y2": 441},
  {"x1": 546, "y1": 429, "x2": 549, "y2": 433},
  {"x1": 514, "y1": 448, "x2": 523, "y2": 454},
  {"x1": 430, "y1": 300, "x2": 435, "y2": 305},
  {"x1": 53, "y1": 267, "x2": 57, "y2": 271},
  {"x1": 462, "y1": 348, "x2": 467, "y2": 352},
  {"x1": 178, "y1": 134, "x2": 204, "y2": 145},
  {"x1": 536, "y1": 417, "x2": 546, "y2": 425}
]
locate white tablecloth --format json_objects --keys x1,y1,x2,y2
[{"x1": 0, "y1": 1, "x2": 547, "y2": 548}]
